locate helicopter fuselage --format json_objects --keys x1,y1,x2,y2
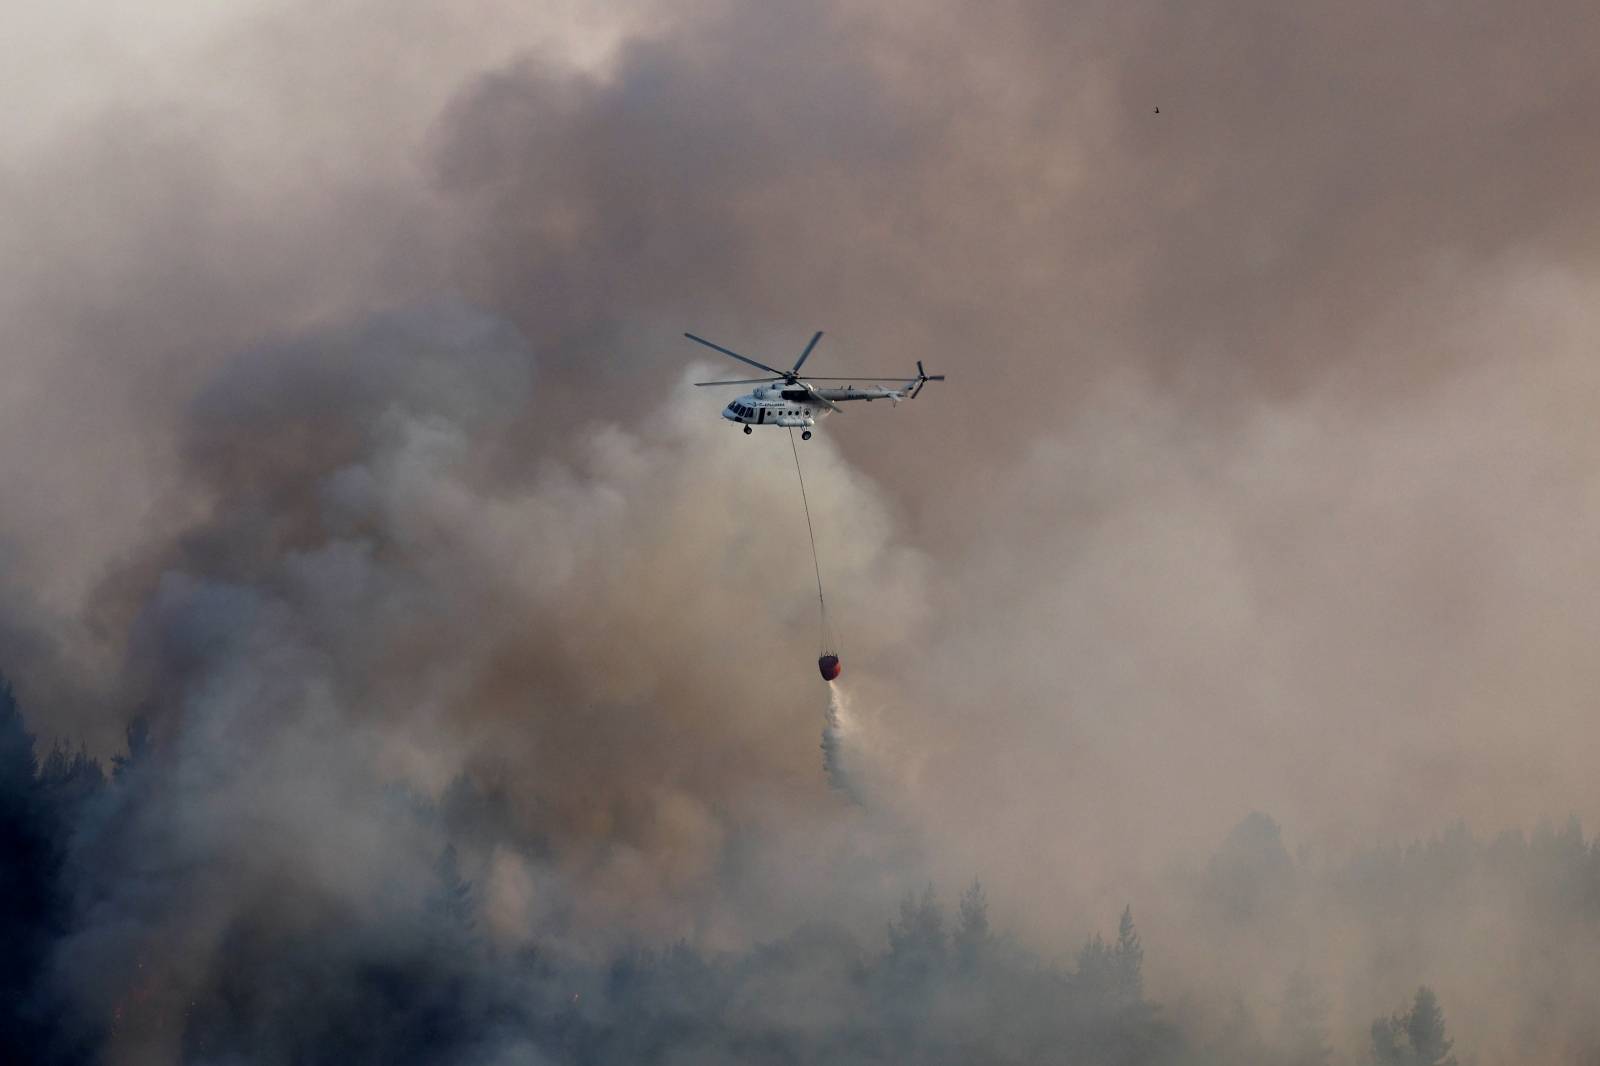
[
  {"x1": 722, "y1": 387, "x2": 825, "y2": 429},
  {"x1": 721, "y1": 383, "x2": 905, "y2": 431}
]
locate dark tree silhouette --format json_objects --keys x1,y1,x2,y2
[
  {"x1": 0, "y1": 676, "x2": 95, "y2": 1065},
  {"x1": 110, "y1": 716, "x2": 151, "y2": 782},
  {"x1": 886, "y1": 884, "x2": 946, "y2": 973},
  {"x1": 38, "y1": 743, "x2": 105, "y2": 824},
  {"x1": 954, "y1": 879, "x2": 991, "y2": 972},
  {"x1": 1371, "y1": 1013, "x2": 1408, "y2": 1066},
  {"x1": 1113, "y1": 906, "x2": 1144, "y2": 1005},
  {"x1": 1405, "y1": 986, "x2": 1456, "y2": 1066},
  {"x1": 1205, "y1": 812, "x2": 1295, "y2": 922},
  {"x1": 1077, "y1": 932, "x2": 1114, "y2": 1001},
  {"x1": 0, "y1": 677, "x2": 34, "y2": 782},
  {"x1": 0, "y1": 675, "x2": 50, "y2": 1059},
  {"x1": 1370, "y1": 985, "x2": 1457, "y2": 1066}
]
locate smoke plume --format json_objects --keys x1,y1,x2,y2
[{"x1": 5, "y1": 0, "x2": 1600, "y2": 1062}]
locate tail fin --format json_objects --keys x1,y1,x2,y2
[{"x1": 909, "y1": 360, "x2": 946, "y2": 399}]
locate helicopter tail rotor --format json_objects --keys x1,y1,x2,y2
[{"x1": 910, "y1": 360, "x2": 946, "y2": 399}]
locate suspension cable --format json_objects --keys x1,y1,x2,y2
[{"x1": 788, "y1": 428, "x2": 826, "y2": 619}]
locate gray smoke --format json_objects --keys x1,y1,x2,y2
[{"x1": 5, "y1": 0, "x2": 1600, "y2": 1061}]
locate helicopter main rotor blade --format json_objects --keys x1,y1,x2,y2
[
  {"x1": 801, "y1": 382, "x2": 844, "y2": 413},
  {"x1": 693, "y1": 377, "x2": 781, "y2": 386},
  {"x1": 790, "y1": 331, "x2": 824, "y2": 375},
  {"x1": 684, "y1": 333, "x2": 789, "y2": 378}
]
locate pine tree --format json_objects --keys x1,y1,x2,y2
[
  {"x1": 954, "y1": 879, "x2": 991, "y2": 972},
  {"x1": 1076, "y1": 933, "x2": 1113, "y2": 1002},
  {"x1": 0, "y1": 677, "x2": 36, "y2": 788},
  {"x1": 1112, "y1": 906, "x2": 1144, "y2": 1005},
  {"x1": 111, "y1": 716, "x2": 151, "y2": 782},
  {"x1": 38, "y1": 743, "x2": 105, "y2": 829},
  {"x1": 1404, "y1": 986, "x2": 1456, "y2": 1066},
  {"x1": 1369, "y1": 985, "x2": 1458, "y2": 1066},
  {"x1": 1205, "y1": 811, "x2": 1295, "y2": 921},
  {"x1": 0, "y1": 675, "x2": 53, "y2": 1059},
  {"x1": 887, "y1": 884, "x2": 946, "y2": 978},
  {"x1": 1370, "y1": 1015, "x2": 1408, "y2": 1066}
]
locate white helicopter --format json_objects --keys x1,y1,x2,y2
[{"x1": 687, "y1": 331, "x2": 945, "y2": 439}]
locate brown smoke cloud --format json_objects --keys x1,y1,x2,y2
[{"x1": 6, "y1": 0, "x2": 1600, "y2": 1060}]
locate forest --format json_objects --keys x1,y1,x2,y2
[{"x1": 2, "y1": 677, "x2": 1550, "y2": 1065}]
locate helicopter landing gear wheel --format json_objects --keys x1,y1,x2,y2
[
  {"x1": 801, "y1": 430, "x2": 812, "y2": 440},
  {"x1": 743, "y1": 425, "x2": 752, "y2": 435}
]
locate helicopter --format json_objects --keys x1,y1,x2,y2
[{"x1": 687, "y1": 331, "x2": 944, "y2": 439}]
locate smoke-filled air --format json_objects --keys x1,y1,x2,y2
[{"x1": 6, "y1": 1, "x2": 1600, "y2": 1063}]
